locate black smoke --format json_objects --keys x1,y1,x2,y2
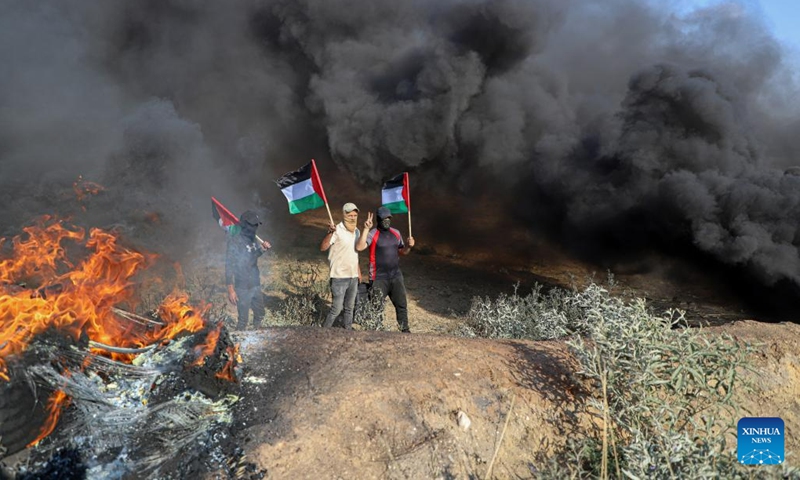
[{"x1": 2, "y1": 0, "x2": 800, "y2": 293}]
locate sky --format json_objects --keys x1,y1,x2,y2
[
  {"x1": 688, "y1": 0, "x2": 800, "y2": 50},
  {"x1": 758, "y1": 0, "x2": 800, "y2": 50}
]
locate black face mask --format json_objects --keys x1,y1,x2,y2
[
  {"x1": 378, "y1": 217, "x2": 391, "y2": 231},
  {"x1": 241, "y1": 222, "x2": 258, "y2": 240}
]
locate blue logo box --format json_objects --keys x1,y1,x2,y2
[{"x1": 738, "y1": 417, "x2": 784, "y2": 465}]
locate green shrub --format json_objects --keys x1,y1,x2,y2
[
  {"x1": 457, "y1": 283, "x2": 599, "y2": 340},
  {"x1": 355, "y1": 291, "x2": 387, "y2": 331},
  {"x1": 559, "y1": 295, "x2": 758, "y2": 479},
  {"x1": 266, "y1": 262, "x2": 328, "y2": 326},
  {"x1": 463, "y1": 282, "x2": 798, "y2": 478},
  {"x1": 265, "y1": 262, "x2": 389, "y2": 330}
]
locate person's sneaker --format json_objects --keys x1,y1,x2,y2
[{"x1": 401, "y1": 328, "x2": 411, "y2": 333}]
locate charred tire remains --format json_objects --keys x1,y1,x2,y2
[{"x1": 0, "y1": 376, "x2": 49, "y2": 458}]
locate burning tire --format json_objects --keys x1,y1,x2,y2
[{"x1": 0, "y1": 377, "x2": 49, "y2": 458}]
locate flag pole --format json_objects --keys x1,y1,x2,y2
[
  {"x1": 311, "y1": 158, "x2": 335, "y2": 226},
  {"x1": 324, "y1": 202, "x2": 334, "y2": 226},
  {"x1": 405, "y1": 172, "x2": 412, "y2": 238}
]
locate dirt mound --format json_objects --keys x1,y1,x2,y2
[{"x1": 227, "y1": 322, "x2": 800, "y2": 479}]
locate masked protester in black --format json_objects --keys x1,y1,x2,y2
[
  {"x1": 356, "y1": 206, "x2": 416, "y2": 332},
  {"x1": 225, "y1": 210, "x2": 272, "y2": 330}
]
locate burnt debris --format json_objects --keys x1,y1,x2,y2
[{"x1": 0, "y1": 321, "x2": 254, "y2": 479}]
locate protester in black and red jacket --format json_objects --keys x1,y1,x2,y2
[{"x1": 356, "y1": 206, "x2": 415, "y2": 332}]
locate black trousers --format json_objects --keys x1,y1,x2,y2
[
  {"x1": 371, "y1": 274, "x2": 409, "y2": 332},
  {"x1": 236, "y1": 285, "x2": 265, "y2": 330}
]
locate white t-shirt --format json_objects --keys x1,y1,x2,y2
[{"x1": 328, "y1": 222, "x2": 360, "y2": 279}]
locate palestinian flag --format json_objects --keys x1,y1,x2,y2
[
  {"x1": 212, "y1": 196, "x2": 239, "y2": 229},
  {"x1": 276, "y1": 159, "x2": 328, "y2": 214},
  {"x1": 381, "y1": 172, "x2": 409, "y2": 214}
]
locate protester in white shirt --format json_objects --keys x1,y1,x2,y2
[{"x1": 319, "y1": 202, "x2": 361, "y2": 329}]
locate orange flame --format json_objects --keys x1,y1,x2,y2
[
  {"x1": 28, "y1": 389, "x2": 71, "y2": 447},
  {"x1": 0, "y1": 217, "x2": 238, "y2": 440},
  {"x1": 156, "y1": 291, "x2": 211, "y2": 340},
  {"x1": 215, "y1": 344, "x2": 241, "y2": 382},
  {"x1": 72, "y1": 175, "x2": 105, "y2": 203},
  {"x1": 193, "y1": 322, "x2": 223, "y2": 367},
  {"x1": 0, "y1": 218, "x2": 223, "y2": 373},
  {"x1": 0, "y1": 217, "x2": 159, "y2": 377}
]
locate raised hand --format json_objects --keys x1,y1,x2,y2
[
  {"x1": 407, "y1": 236, "x2": 415, "y2": 248},
  {"x1": 364, "y1": 212, "x2": 374, "y2": 230},
  {"x1": 327, "y1": 222, "x2": 336, "y2": 234}
]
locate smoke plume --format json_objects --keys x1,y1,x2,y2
[{"x1": 2, "y1": 0, "x2": 800, "y2": 290}]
